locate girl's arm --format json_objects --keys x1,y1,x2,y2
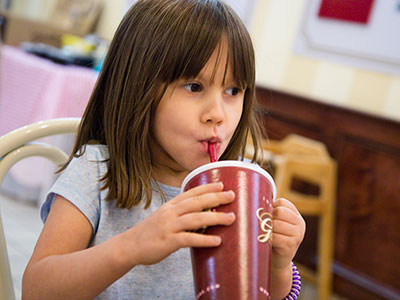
[
  {"x1": 270, "y1": 198, "x2": 306, "y2": 300},
  {"x1": 22, "y1": 196, "x2": 133, "y2": 299},
  {"x1": 22, "y1": 182, "x2": 236, "y2": 300}
]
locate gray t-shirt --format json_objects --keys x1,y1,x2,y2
[{"x1": 41, "y1": 144, "x2": 194, "y2": 299}]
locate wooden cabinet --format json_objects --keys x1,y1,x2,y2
[{"x1": 256, "y1": 87, "x2": 400, "y2": 300}]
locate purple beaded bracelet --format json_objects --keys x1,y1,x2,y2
[{"x1": 283, "y1": 263, "x2": 301, "y2": 300}]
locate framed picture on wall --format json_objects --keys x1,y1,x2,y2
[
  {"x1": 318, "y1": 0, "x2": 375, "y2": 24},
  {"x1": 294, "y1": 0, "x2": 400, "y2": 75}
]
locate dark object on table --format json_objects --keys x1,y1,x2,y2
[{"x1": 20, "y1": 42, "x2": 95, "y2": 68}]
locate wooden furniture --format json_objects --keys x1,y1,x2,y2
[
  {"x1": 246, "y1": 134, "x2": 337, "y2": 300},
  {"x1": 0, "y1": 118, "x2": 80, "y2": 300},
  {"x1": 256, "y1": 86, "x2": 400, "y2": 300},
  {"x1": 0, "y1": 0, "x2": 102, "y2": 47}
]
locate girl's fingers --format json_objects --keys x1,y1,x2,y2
[
  {"x1": 176, "y1": 232, "x2": 222, "y2": 248},
  {"x1": 273, "y1": 206, "x2": 300, "y2": 225},
  {"x1": 273, "y1": 219, "x2": 305, "y2": 243},
  {"x1": 271, "y1": 232, "x2": 301, "y2": 254},
  {"x1": 273, "y1": 200, "x2": 304, "y2": 226},
  {"x1": 169, "y1": 182, "x2": 224, "y2": 205},
  {"x1": 272, "y1": 219, "x2": 299, "y2": 237},
  {"x1": 175, "y1": 190, "x2": 235, "y2": 215},
  {"x1": 174, "y1": 211, "x2": 235, "y2": 232},
  {"x1": 273, "y1": 198, "x2": 300, "y2": 214},
  {"x1": 270, "y1": 233, "x2": 298, "y2": 267}
]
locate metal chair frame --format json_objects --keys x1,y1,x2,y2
[{"x1": 0, "y1": 118, "x2": 80, "y2": 300}]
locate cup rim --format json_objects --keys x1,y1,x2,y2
[{"x1": 180, "y1": 160, "x2": 277, "y2": 201}]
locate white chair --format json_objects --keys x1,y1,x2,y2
[{"x1": 0, "y1": 118, "x2": 80, "y2": 300}]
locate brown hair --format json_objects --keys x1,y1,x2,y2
[{"x1": 64, "y1": 0, "x2": 264, "y2": 209}]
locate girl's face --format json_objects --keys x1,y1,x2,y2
[{"x1": 151, "y1": 40, "x2": 245, "y2": 186}]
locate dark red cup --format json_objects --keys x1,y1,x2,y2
[{"x1": 181, "y1": 161, "x2": 276, "y2": 300}]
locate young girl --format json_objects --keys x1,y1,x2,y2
[{"x1": 23, "y1": 0, "x2": 305, "y2": 299}]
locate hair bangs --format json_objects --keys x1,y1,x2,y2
[
  {"x1": 173, "y1": 1, "x2": 255, "y2": 91},
  {"x1": 155, "y1": 0, "x2": 230, "y2": 84}
]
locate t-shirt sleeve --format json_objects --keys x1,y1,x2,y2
[{"x1": 40, "y1": 146, "x2": 105, "y2": 237}]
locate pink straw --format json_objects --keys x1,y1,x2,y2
[{"x1": 208, "y1": 142, "x2": 218, "y2": 162}]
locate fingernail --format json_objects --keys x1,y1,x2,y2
[
  {"x1": 224, "y1": 190, "x2": 234, "y2": 197},
  {"x1": 227, "y1": 212, "x2": 235, "y2": 219},
  {"x1": 213, "y1": 182, "x2": 222, "y2": 188}
]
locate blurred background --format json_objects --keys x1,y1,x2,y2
[{"x1": 0, "y1": 0, "x2": 399, "y2": 299}]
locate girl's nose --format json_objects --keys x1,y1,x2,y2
[{"x1": 200, "y1": 93, "x2": 225, "y2": 125}]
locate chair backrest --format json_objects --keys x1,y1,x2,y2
[
  {"x1": 246, "y1": 134, "x2": 337, "y2": 300},
  {"x1": 263, "y1": 134, "x2": 330, "y2": 158},
  {"x1": 0, "y1": 118, "x2": 80, "y2": 300}
]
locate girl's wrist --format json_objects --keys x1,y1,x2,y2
[
  {"x1": 270, "y1": 261, "x2": 292, "y2": 300},
  {"x1": 283, "y1": 262, "x2": 301, "y2": 300},
  {"x1": 113, "y1": 229, "x2": 141, "y2": 269}
]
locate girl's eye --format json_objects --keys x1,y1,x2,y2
[
  {"x1": 226, "y1": 87, "x2": 241, "y2": 96},
  {"x1": 183, "y1": 83, "x2": 202, "y2": 93}
]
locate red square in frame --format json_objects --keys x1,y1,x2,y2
[{"x1": 318, "y1": 0, "x2": 375, "y2": 24}]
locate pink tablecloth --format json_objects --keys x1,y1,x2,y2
[
  {"x1": 0, "y1": 45, "x2": 98, "y2": 136},
  {"x1": 0, "y1": 46, "x2": 99, "y2": 201}
]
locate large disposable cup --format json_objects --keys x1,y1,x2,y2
[{"x1": 181, "y1": 160, "x2": 276, "y2": 300}]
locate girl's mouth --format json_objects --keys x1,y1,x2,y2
[{"x1": 200, "y1": 139, "x2": 221, "y2": 154}]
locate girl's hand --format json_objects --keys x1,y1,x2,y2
[
  {"x1": 125, "y1": 182, "x2": 236, "y2": 266},
  {"x1": 271, "y1": 198, "x2": 306, "y2": 271},
  {"x1": 269, "y1": 198, "x2": 305, "y2": 299}
]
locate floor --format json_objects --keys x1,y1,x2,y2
[
  {"x1": 0, "y1": 192, "x2": 348, "y2": 300},
  {"x1": 1, "y1": 193, "x2": 43, "y2": 300}
]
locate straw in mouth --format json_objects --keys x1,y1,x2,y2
[{"x1": 208, "y1": 142, "x2": 218, "y2": 162}]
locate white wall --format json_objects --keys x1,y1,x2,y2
[
  {"x1": 95, "y1": 0, "x2": 256, "y2": 40},
  {"x1": 95, "y1": 0, "x2": 126, "y2": 41},
  {"x1": 249, "y1": 0, "x2": 400, "y2": 121},
  {"x1": 224, "y1": 0, "x2": 255, "y2": 27},
  {"x1": 9, "y1": 0, "x2": 56, "y2": 20}
]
